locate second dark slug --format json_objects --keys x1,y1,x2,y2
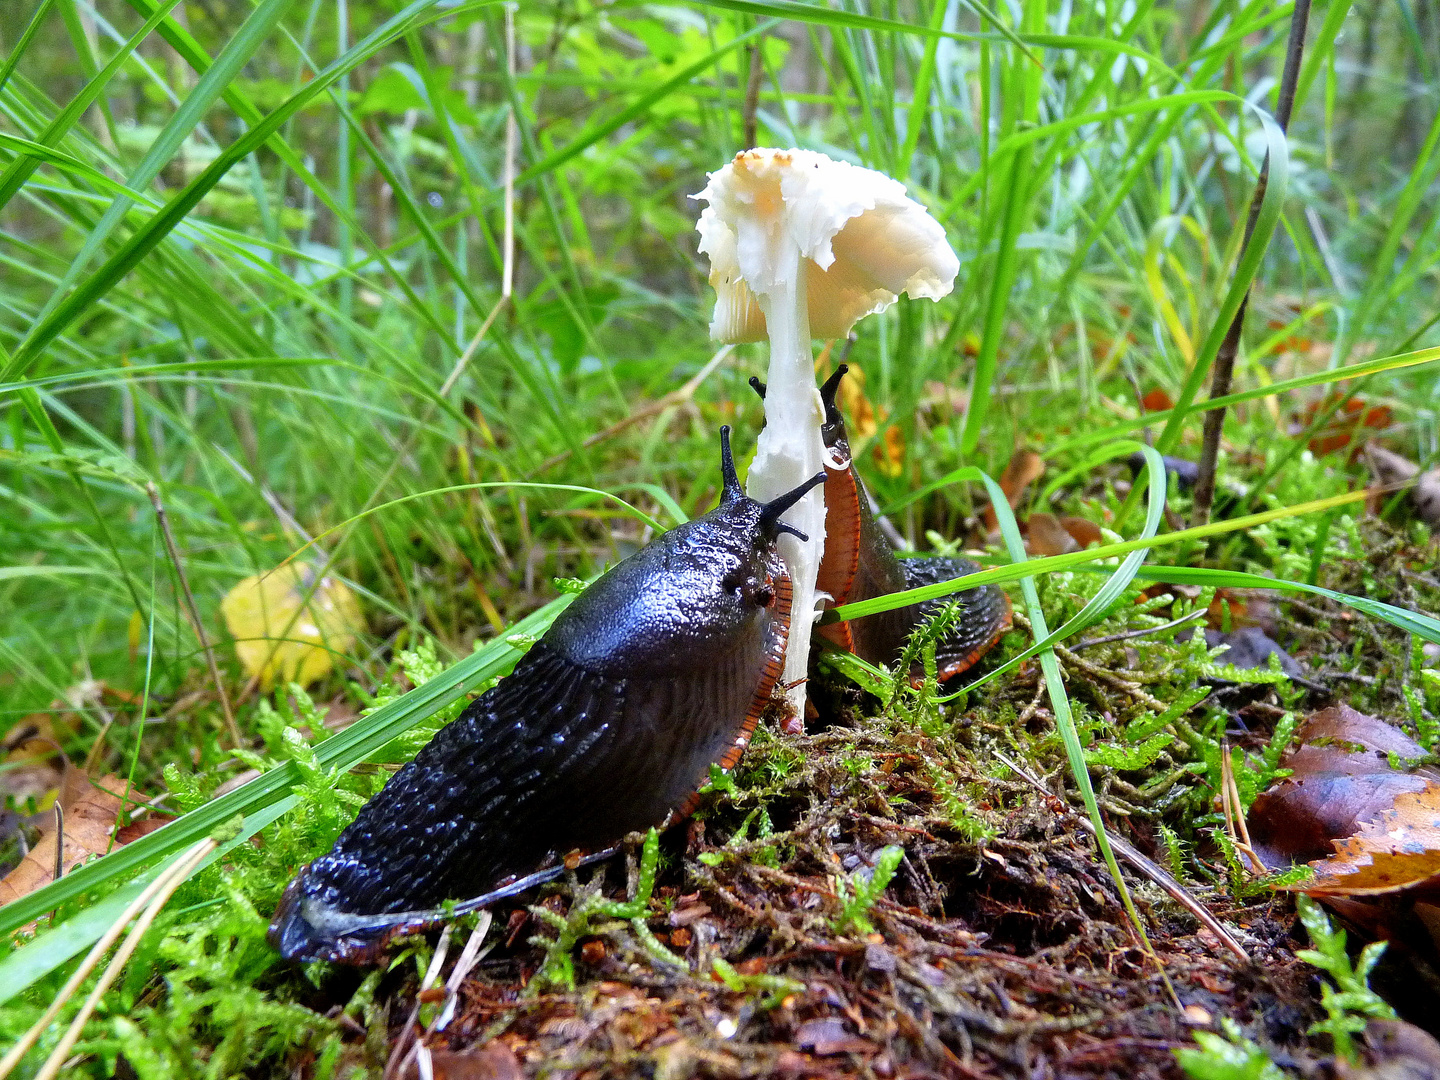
[
  {"x1": 752, "y1": 367, "x2": 1011, "y2": 684},
  {"x1": 269, "y1": 428, "x2": 826, "y2": 963}
]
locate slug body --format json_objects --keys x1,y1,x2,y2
[
  {"x1": 270, "y1": 431, "x2": 824, "y2": 963},
  {"x1": 758, "y1": 367, "x2": 1011, "y2": 683}
]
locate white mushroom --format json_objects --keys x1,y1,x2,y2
[{"x1": 694, "y1": 148, "x2": 959, "y2": 716}]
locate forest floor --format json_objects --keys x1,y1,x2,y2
[{"x1": 269, "y1": 516, "x2": 1440, "y2": 1080}]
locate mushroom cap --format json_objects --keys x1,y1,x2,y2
[{"x1": 695, "y1": 148, "x2": 959, "y2": 342}]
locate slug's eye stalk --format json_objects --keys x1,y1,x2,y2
[
  {"x1": 819, "y1": 364, "x2": 849, "y2": 432},
  {"x1": 748, "y1": 375, "x2": 766, "y2": 400},
  {"x1": 718, "y1": 425, "x2": 745, "y2": 504},
  {"x1": 759, "y1": 471, "x2": 828, "y2": 543}
]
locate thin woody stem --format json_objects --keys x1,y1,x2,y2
[
  {"x1": 1191, "y1": 0, "x2": 1312, "y2": 526},
  {"x1": 147, "y1": 482, "x2": 241, "y2": 747}
]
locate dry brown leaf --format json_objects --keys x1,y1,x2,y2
[
  {"x1": 1060, "y1": 515, "x2": 1103, "y2": 549},
  {"x1": 413, "y1": 1043, "x2": 525, "y2": 1080},
  {"x1": 1248, "y1": 704, "x2": 1439, "y2": 870},
  {"x1": 1024, "y1": 512, "x2": 1080, "y2": 556},
  {"x1": 983, "y1": 450, "x2": 1045, "y2": 530},
  {"x1": 0, "y1": 772, "x2": 131, "y2": 904},
  {"x1": 1141, "y1": 387, "x2": 1174, "y2": 412},
  {"x1": 1300, "y1": 394, "x2": 1392, "y2": 457},
  {"x1": 1296, "y1": 782, "x2": 1440, "y2": 897},
  {"x1": 1286, "y1": 703, "x2": 1429, "y2": 773},
  {"x1": 1, "y1": 714, "x2": 68, "y2": 813},
  {"x1": 1365, "y1": 443, "x2": 1440, "y2": 528},
  {"x1": 220, "y1": 562, "x2": 363, "y2": 689},
  {"x1": 115, "y1": 813, "x2": 177, "y2": 844}
]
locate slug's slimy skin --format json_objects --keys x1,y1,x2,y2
[
  {"x1": 758, "y1": 367, "x2": 1011, "y2": 684},
  {"x1": 269, "y1": 429, "x2": 825, "y2": 964}
]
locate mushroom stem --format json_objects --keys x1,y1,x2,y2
[
  {"x1": 745, "y1": 244, "x2": 826, "y2": 716},
  {"x1": 695, "y1": 147, "x2": 960, "y2": 718}
]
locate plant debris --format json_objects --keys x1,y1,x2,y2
[
  {"x1": 1365, "y1": 444, "x2": 1440, "y2": 528},
  {"x1": 1249, "y1": 704, "x2": 1439, "y2": 870},
  {"x1": 1298, "y1": 783, "x2": 1440, "y2": 896},
  {"x1": 0, "y1": 772, "x2": 130, "y2": 905},
  {"x1": 314, "y1": 688, "x2": 1337, "y2": 1079}
]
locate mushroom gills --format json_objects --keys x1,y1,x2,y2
[
  {"x1": 759, "y1": 367, "x2": 1012, "y2": 684},
  {"x1": 269, "y1": 429, "x2": 825, "y2": 963}
]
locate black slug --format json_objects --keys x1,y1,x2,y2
[
  {"x1": 269, "y1": 428, "x2": 826, "y2": 963},
  {"x1": 753, "y1": 367, "x2": 1011, "y2": 684}
]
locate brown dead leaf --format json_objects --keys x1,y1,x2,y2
[
  {"x1": 1365, "y1": 443, "x2": 1440, "y2": 528},
  {"x1": 1060, "y1": 516, "x2": 1103, "y2": 549},
  {"x1": 0, "y1": 772, "x2": 131, "y2": 904},
  {"x1": 1286, "y1": 704, "x2": 1429, "y2": 772},
  {"x1": 983, "y1": 450, "x2": 1045, "y2": 530},
  {"x1": 1202, "y1": 589, "x2": 1282, "y2": 634},
  {"x1": 414, "y1": 1043, "x2": 524, "y2": 1080},
  {"x1": 1248, "y1": 705, "x2": 1439, "y2": 870},
  {"x1": 3, "y1": 714, "x2": 69, "y2": 762},
  {"x1": 1025, "y1": 512, "x2": 1081, "y2": 556},
  {"x1": 1300, "y1": 394, "x2": 1392, "y2": 457},
  {"x1": 115, "y1": 813, "x2": 177, "y2": 844},
  {"x1": 1296, "y1": 782, "x2": 1440, "y2": 896},
  {"x1": 1141, "y1": 388, "x2": 1174, "y2": 412}
]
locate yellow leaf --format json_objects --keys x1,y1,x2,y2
[
  {"x1": 832, "y1": 363, "x2": 879, "y2": 445},
  {"x1": 220, "y1": 563, "x2": 362, "y2": 689},
  {"x1": 873, "y1": 425, "x2": 906, "y2": 479},
  {"x1": 128, "y1": 610, "x2": 143, "y2": 663},
  {"x1": 1144, "y1": 216, "x2": 1207, "y2": 367}
]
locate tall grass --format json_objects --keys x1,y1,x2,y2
[
  {"x1": 3, "y1": 0, "x2": 1437, "y2": 720},
  {"x1": 1, "y1": 0, "x2": 1438, "y2": 1061}
]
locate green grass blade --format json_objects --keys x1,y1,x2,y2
[
  {"x1": 0, "y1": 797, "x2": 296, "y2": 1007},
  {"x1": 1039, "y1": 345, "x2": 1440, "y2": 459},
  {"x1": 1118, "y1": 566, "x2": 1440, "y2": 643},
  {"x1": 1154, "y1": 107, "x2": 1290, "y2": 454},
  {"x1": 0, "y1": 592, "x2": 573, "y2": 939},
  {"x1": 0, "y1": 565, "x2": 107, "y2": 581},
  {"x1": 962, "y1": 458, "x2": 1167, "y2": 978},
  {"x1": 946, "y1": 442, "x2": 1170, "y2": 698},
  {"x1": 833, "y1": 489, "x2": 1374, "y2": 620},
  {"x1": 22, "y1": 0, "x2": 292, "y2": 328},
  {"x1": 1, "y1": 0, "x2": 496, "y2": 383},
  {"x1": 691, "y1": 0, "x2": 1040, "y2": 64},
  {"x1": 0, "y1": 0, "x2": 183, "y2": 213},
  {"x1": 0, "y1": 0, "x2": 57, "y2": 99}
]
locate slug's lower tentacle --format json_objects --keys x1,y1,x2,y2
[{"x1": 269, "y1": 429, "x2": 822, "y2": 964}]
